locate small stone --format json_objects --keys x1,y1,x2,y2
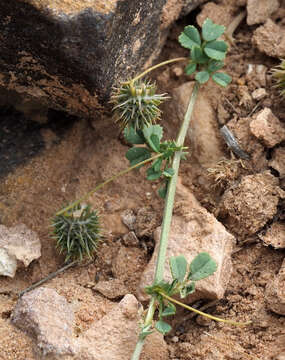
[
  {"x1": 122, "y1": 231, "x2": 140, "y2": 247},
  {"x1": 196, "y1": 315, "x2": 213, "y2": 327},
  {"x1": 0, "y1": 224, "x2": 41, "y2": 278},
  {"x1": 247, "y1": 0, "x2": 280, "y2": 25},
  {"x1": 135, "y1": 207, "x2": 159, "y2": 237},
  {"x1": 265, "y1": 258, "x2": 285, "y2": 315},
  {"x1": 92, "y1": 279, "x2": 128, "y2": 299},
  {"x1": 138, "y1": 180, "x2": 235, "y2": 303},
  {"x1": 259, "y1": 222, "x2": 285, "y2": 249},
  {"x1": 275, "y1": 353, "x2": 285, "y2": 360},
  {"x1": 172, "y1": 66, "x2": 183, "y2": 77},
  {"x1": 121, "y1": 209, "x2": 136, "y2": 231},
  {"x1": 11, "y1": 287, "x2": 75, "y2": 356},
  {"x1": 250, "y1": 108, "x2": 285, "y2": 147},
  {"x1": 253, "y1": 19, "x2": 285, "y2": 58},
  {"x1": 252, "y1": 88, "x2": 267, "y2": 100}
]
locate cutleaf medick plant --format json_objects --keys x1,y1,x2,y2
[{"x1": 42, "y1": 18, "x2": 250, "y2": 358}]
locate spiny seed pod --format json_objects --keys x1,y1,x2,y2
[
  {"x1": 52, "y1": 204, "x2": 101, "y2": 262},
  {"x1": 272, "y1": 59, "x2": 285, "y2": 98},
  {"x1": 111, "y1": 79, "x2": 169, "y2": 130}
]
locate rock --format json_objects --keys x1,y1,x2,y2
[
  {"x1": 11, "y1": 287, "x2": 75, "y2": 357},
  {"x1": 171, "y1": 82, "x2": 224, "y2": 168},
  {"x1": 0, "y1": 0, "x2": 205, "y2": 117},
  {"x1": 252, "y1": 88, "x2": 267, "y2": 100},
  {"x1": 247, "y1": 0, "x2": 280, "y2": 25},
  {"x1": 138, "y1": 181, "x2": 235, "y2": 303},
  {"x1": 259, "y1": 222, "x2": 285, "y2": 249},
  {"x1": 219, "y1": 172, "x2": 285, "y2": 238},
  {"x1": 246, "y1": 64, "x2": 268, "y2": 88},
  {"x1": 91, "y1": 278, "x2": 128, "y2": 299},
  {"x1": 265, "y1": 258, "x2": 285, "y2": 315},
  {"x1": 76, "y1": 294, "x2": 169, "y2": 360},
  {"x1": 250, "y1": 108, "x2": 285, "y2": 147},
  {"x1": 135, "y1": 207, "x2": 160, "y2": 237},
  {"x1": 252, "y1": 19, "x2": 285, "y2": 58},
  {"x1": 122, "y1": 231, "x2": 140, "y2": 247},
  {"x1": 196, "y1": 2, "x2": 235, "y2": 28},
  {"x1": 269, "y1": 147, "x2": 285, "y2": 178},
  {"x1": 0, "y1": 224, "x2": 41, "y2": 278},
  {"x1": 275, "y1": 353, "x2": 285, "y2": 360},
  {"x1": 121, "y1": 209, "x2": 136, "y2": 231}
]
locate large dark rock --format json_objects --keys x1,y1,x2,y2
[{"x1": 0, "y1": 0, "x2": 205, "y2": 118}]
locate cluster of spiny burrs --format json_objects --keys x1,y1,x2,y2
[
  {"x1": 272, "y1": 59, "x2": 285, "y2": 98},
  {"x1": 52, "y1": 204, "x2": 101, "y2": 262},
  {"x1": 111, "y1": 79, "x2": 169, "y2": 130}
]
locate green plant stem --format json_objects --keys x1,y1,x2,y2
[
  {"x1": 131, "y1": 82, "x2": 199, "y2": 360},
  {"x1": 159, "y1": 292, "x2": 252, "y2": 326},
  {"x1": 130, "y1": 57, "x2": 187, "y2": 84},
  {"x1": 56, "y1": 153, "x2": 163, "y2": 216}
]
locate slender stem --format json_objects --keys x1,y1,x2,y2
[
  {"x1": 56, "y1": 153, "x2": 163, "y2": 216},
  {"x1": 154, "y1": 82, "x2": 199, "y2": 282},
  {"x1": 131, "y1": 82, "x2": 199, "y2": 360},
  {"x1": 160, "y1": 292, "x2": 252, "y2": 326},
  {"x1": 130, "y1": 57, "x2": 187, "y2": 84},
  {"x1": 18, "y1": 260, "x2": 78, "y2": 297}
]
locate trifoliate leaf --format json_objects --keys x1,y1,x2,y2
[
  {"x1": 147, "y1": 166, "x2": 162, "y2": 181},
  {"x1": 170, "y1": 255, "x2": 188, "y2": 282},
  {"x1": 212, "y1": 72, "x2": 232, "y2": 87},
  {"x1": 188, "y1": 252, "x2": 217, "y2": 281},
  {"x1": 191, "y1": 46, "x2": 209, "y2": 64},
  {"x1": 155, "y1": 320, "x2": 172, "y2": 335},
  {"x1": 178, "y1": 25, "x2": 201, "y2": 50},
  {"x1": 126, "y1": 147, "x2": 151, "y2": 166},
  {"x1": 185, "y1": 62, "x2": 197, "y2": 75},
  {"x1": 143, "y1": 125, "x2": 163, "y2": 152},
  {"x1": 123, "y1": 126, "x2": 145, "y2": 144},
  {"x1": 195, "y1": 71, "x2": 210, "y2": 84},
  {"x1": 202, "y1": 18, "x2": 225, "y2": 42},
  {"x1": 204, "y1": 41, "x2": 227, "y2": 60},
  {"x1": 207, "y1": 60, "x2": 224, "y2": 73}
]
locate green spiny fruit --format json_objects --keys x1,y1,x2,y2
[
  {"x1": 52, "y1": 204, "x2": 101, "y2": 262},
  {"x1": 111, "y1": 79, "x2": 169, "y2": 130},
  {"x1": 272, "y1": 59, "x2": 285, "y2": 97}
]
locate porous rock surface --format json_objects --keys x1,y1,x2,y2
[
  {"x1": 11, "y1": 287, "x2": 75, "y2": 357},
  {"x1": 219, "y1": 172, "x2": 285, "y2": 238},
  {"x1": 0, "y1": 224, "x2": 41, "y2": 278},
  {"x1": 265, "y1": 258, "x2": 285, "y2": 315},
  {"x1": 0, "y1": 0, "x2": 205, "y2": 118},
  {"x1": 246, "y1": 0, "x2": 280, "y2": 25},
  {"x1": 252, "y1": 19, "x2": 285, "y2": 58},
  {"x1": 259, "y1": 222, "x2": 285, "y2": 249},
  {"x1": 269, "y1": 147, "x2": 285, "y2": 178},
  {"x1": 138, "y1": 180, "x2": 235, "y2": 303}
]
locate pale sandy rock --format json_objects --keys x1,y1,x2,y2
[
  {"x1": 252, "y1": 88, "x2": 267, "y2": 100},
  {"x1": 247, "y1": 0, "x2": 280, "y2": 25},
  {"x1": 259, "y1": 222, "x2": 285, "y2": 249},
  {"x1": 121, "y1": 209, "x2": 136, "y2": 231},
  {"x1": 265, "y1": 258, "x2": 285, "y2": 315},
  {"x1": 250, "y1": 108, "x2": 285, "y2": 147},
  {"x1": 269, "y1": 147, "x2": 285, "y2": 178},
  {"x1": 246, "y1": 64, "x2": 268, "y2": 88},
  {"x1": 76, "y1": 294, "x2": 168, "y2": 360},
  {"x1": 253, "y1": 19, "x2": 285, "y2": 58},
  {"x1": 172, "y1": 82, "x2": 224, "y2": 168},
  {"x1": 0, "y1": 224, "x2": 41, "y2": 278},
  {"x1": 197, "y1": 2, "x2": 235, "y2": 28},
  {"x1": 138, "y1": 181, "x2": 235, "y2": 303},
  {"x1": 220, "y1": 172, "x2": 285, "y2": 237},
  {"x1": 91, "y1": 278, "x2": 128, "y2": 299},
  {"x1": 11, "y1": 287, "x2": 75, "y2": 357}
]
